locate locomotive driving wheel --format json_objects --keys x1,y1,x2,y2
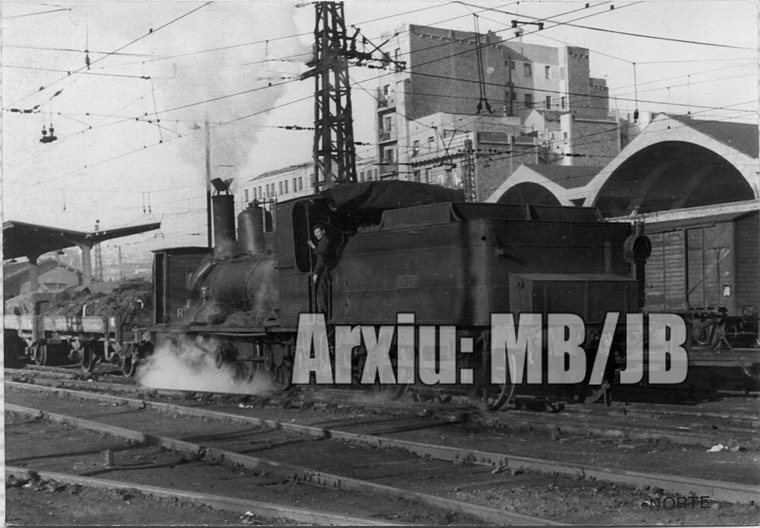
[
  {"x1": 465, "y1": 335, "x2": 515, "y2": 411},
  {"x1": 467, "y1": 383, "x2": 514, "y2": 411},
  {"x1": 372, "y1": 381, "x2": 409, "y2": 401},
  {"x1": 264, "y1": 343, "x2": 294, "y2": 391},
  {"x1": 352, "y1": 345, "x2": 409, "y2": 401}
]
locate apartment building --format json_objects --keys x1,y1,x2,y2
[{"x1": 376, "y1": 24, "x2": 612, "y2": 190}]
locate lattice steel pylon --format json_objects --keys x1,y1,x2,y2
[{"x1": 301, "y1": 2, "x2": 405, "y2": 189}]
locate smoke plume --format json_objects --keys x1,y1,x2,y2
[
  {"x1": 137, "y1": 335, "x2": 273, "y2": 395},
  {"x1": 160, "y1": 3, "x2": 309, "y2": 177}
]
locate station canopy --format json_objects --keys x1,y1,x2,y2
[{"x1": 3, "y1": 220, "x2": 161, "y2": 261}]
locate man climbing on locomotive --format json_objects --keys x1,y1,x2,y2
[{"x1": 307, "y1": 223, "x2": 333, "y2": 314}]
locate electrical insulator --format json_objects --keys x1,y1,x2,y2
[
  {"x1": 511, "y1": 20, "x2": 518, "y2": 28},
  {"x1": 633, "y1": 109, "x2": 639, "y2": 122},
  {"x1": 538, "y1": 22, "x2": 544, "y2": 30}
]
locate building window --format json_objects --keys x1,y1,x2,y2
[
  {"x1": 428, "y1": 136, "x2": 435, "y2": 151},
  {"x1": 424, "y1": 168, "x2": 432, "y2": 183},
  {"x1": 545, "y1": 96, "x2": 551, "y2": 109},
  {"x1": 385, "y1": 148, "x2": 395, "y2": 162},
  {"x1": 561, "y1": 96, "x2": 566, "y2": 109},
  {"x1": 394, "y1": 48, "x2": 400, "y2": 61},
  {"x1": 298, "y1": 177, "x2": 303, "y2": 190},
  {"x1": 244, "y1": 189, "x2": 249, "y2": 202},
  {"x1": 523, "y1": 63, "x2": 532, "y2": 77},
  {"x1": 359, "y1": 171, "x2": 364, "y2": 182},
  {"x1": 384, "y1": 115, "x2": 393, "y2": 134},
  {"x1": 412, "y1": 140, "x2": 420, "y2": 156},
  {"x1": 512, "y1": 90, "x2": 517, "y2": 101},
  {"x1": 284, "y1": 180, "x2": 289, "y2": 194},
  {"x1": 374, "y1": 169, "x2": 378, "y2": 180},
  {"x1": 413, "y1": 170, "x2": 420, "y2": 182},
  {"x1": 525, "y1": 93, "x2": 533, "y2": 109},
  {"x1": 278, "y1": 181, "x2": 283, "y2": 195},
  {"x1": 505, "y1": 59, "x2": 515, "y2": 69},
  {"x1": 545, "y1": 65, "x2": 550, "y2": 79},
  {"x1": 383, "y1": 84, "x2": 389, "y2": 97}
]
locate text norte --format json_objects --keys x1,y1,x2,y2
[{"x1": 291, "y1": 313, "x2": 689, "y2": 386}]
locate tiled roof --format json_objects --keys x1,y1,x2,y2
[{"x1": 669, "y1": 115, "x2": 758, "y2": 158}]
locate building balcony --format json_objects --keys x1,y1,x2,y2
[
  {"x1": 378, "y1": 131, "x2": 396, "y2": 143},
  {"x1": 376, "y1": 88, "x2": 395, "y2": 108},
  {"x1": 378, "y1": 162, "x2": 398, "y2": 175}
]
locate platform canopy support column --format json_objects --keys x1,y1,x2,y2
[
  {"x1": 78, "y1": 243, "x2": 93, "y2": 288},
  {"x1": 27, "y1": 254, "x2": 40, "y2": 293}
]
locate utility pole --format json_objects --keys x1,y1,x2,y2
[
  {"x1": 94, "y1": 220, "x2": 103, "y2": 282},
  {"x1": 463, "y1": 139, "x2": 476, "y2": 202},
  {"x1": 301, "y1": 2, "x2": 405, "y2": 189},
  {"x1": 506, "y1": 52, "x2": 514, "y2": 117},
  {"x1": 205, "y1": 119, "x2": 213, "y2": 248}
]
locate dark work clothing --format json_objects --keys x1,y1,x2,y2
[
  {"x1": 312, "y1": 236, "x2": 333, "y2": 314},
  {"x1": 313, "y1": 236, "x2": 333, "y2": 277}
]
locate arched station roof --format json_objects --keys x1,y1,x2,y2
[
  {"x1": 486, "y1": 164, "x2": 602, "y2": 205},
  {"x1": 584, "y1": 114, "x2": 758, "y2": 217}
]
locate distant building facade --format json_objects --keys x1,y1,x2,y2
[
  {"x1": 372, "y1": 24, "x2": 626, "y2": 199},
  {"x1": 234, "y1": 157, "x2": 379, "y2": 212},
  {"x1": 4, "y1": 258, "x2": 82, "y2": 300}
]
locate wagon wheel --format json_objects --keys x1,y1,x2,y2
[
  {"x1": 694, "y1": 320, "x2": 725, "y2": 350},
  {"x1": 120, "y1": 344, "x2": 138, "y2": 378},
  {"x1": 31, "y1": 342, "x2": 48, "y2": 366},
  {"x1": 264, "y1": 343, "x2": 294, "y2": 391},
  {"x1": 80, "y1": 343, "x2": 97, "y2": 373},
  {"x1": 466, "y1": 337, "x2": 515, "y2": 411}
]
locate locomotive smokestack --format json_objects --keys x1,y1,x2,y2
[
  {"x1": 211, "y1": 178, "x2": 236, "y2": 250},
  {"x1": 238, "y1": 202, "x2": 265, "y2": 255},
  {"x1": 212, "y1": 194, "x2": 236, "y2": 247}
]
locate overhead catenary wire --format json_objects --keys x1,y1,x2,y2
[
  {"x1": 5, "y1": 1, "x2": 756, "y2": 219},
  {"x1": 7, "y1": 1, "x2": 212, "y2": 108}
]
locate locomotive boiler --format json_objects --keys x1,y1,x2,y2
[{"x1": 149, "y1": 180, "x2": 647, "y2": 410}]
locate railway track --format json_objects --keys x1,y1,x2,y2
[
  {"x1": 8, "y1": 366, "x2": 759, "y2": 451},
  {"x1": 6, "y1": 379, "x2": 760, "y2": 525},
  {"x1": 5, "y1": 385, "x2": 556, "y2": 526},
  {"x1": 5, "y1": 466, "x2": 401, "y2": 526}
]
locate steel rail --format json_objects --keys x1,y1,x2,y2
[
  {"x1": 6, "y1": 402, "x2": 559, "y2": 526},
  {"x1": 4, "y1": 466, "x2": 405, "y2": 526},
  {"x1": 7, "y1": 382, "x2": 760, "y2": 505},
  {"x1": 6, "y1": 374, "x2": 757, "y2": 447},
  {"x1": 12, "y1": 371, "x2": 759, "y2": 431}
]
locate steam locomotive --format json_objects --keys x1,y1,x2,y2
[{"x1": 147, "y1": 180, "x2": 647, "y2": 409}]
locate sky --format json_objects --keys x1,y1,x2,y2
[{"x1": 2, "y1": 0, "x2": 758, "y2": 262}]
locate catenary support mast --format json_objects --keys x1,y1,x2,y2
[
  {"x1": 304, "y1": 2, "x2": 357, "y2": 189},
  {"x1": 301, "y1": 2, "x2": 405, "y2": 189}
]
